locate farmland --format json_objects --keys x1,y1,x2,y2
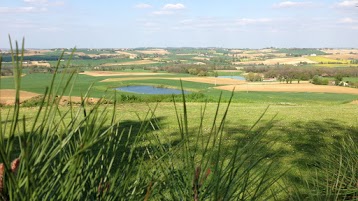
[{"x1": 1, "y1": 47, "x2": 358, "y2": 200}]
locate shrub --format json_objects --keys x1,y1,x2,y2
[{"x1": 312, "y1": 75, "x2": 329, "y2": 85}]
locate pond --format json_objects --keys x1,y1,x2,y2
[
  {"x1": 116, "y1": 85, "x2": 190, "y2": 95},
  {"x1": 218, "y1": 75, "x2": 246, "y2": 80}
]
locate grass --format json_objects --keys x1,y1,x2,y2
[
  {"x1": 1, "y1": 38, "x2": 358, "y2": 200},
  {"x1": 2, "y1": 101, "x2": 357, "y2": 199},
  {"x1": 2, "y1": 72, "x2": 358, "y2": 104},
  {"x1": 344, "y1": 77, "x2": 358, "y2": 82}
]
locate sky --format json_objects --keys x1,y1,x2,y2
[{"x1": 0, "y1": 0, "x2": 357, "y2": 48}]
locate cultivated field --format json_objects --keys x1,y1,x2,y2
[
  {"x1": 100, "y1": 60, "x2": 160, "y2": 66},
  {"x1": 1, "y1": 46, "x2": 358, "y2": 200},
  {"x1": 136, "y1": 49, "x2": 170, "y2": 55},
  {"x1": 233, "y1": 57, "x2": 317, "y2": 65},
  {"x1": 216, "y1": 82, "x2": 358, "y2": 94},
  {"x1": 0, "y1": 89, "x2": 40, "y2": 105}
]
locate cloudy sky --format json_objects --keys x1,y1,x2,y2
[{"x1": 1, "y1": 0, "x2": 357, "y2": 48}]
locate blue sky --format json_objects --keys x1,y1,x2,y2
[{"x1": 0, "y1": 0, "x2": 357, "y2": 48}]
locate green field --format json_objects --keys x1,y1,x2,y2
[{"x1": 1, "y1": 72, "x2": 358, "y2": 104}]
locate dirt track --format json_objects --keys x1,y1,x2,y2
[
  {"x1": 0, "y1": 90, "x2": 40, "y2": 105},
  {"x1": 215, "y1": 83, "x2": 358, "y2": 94}
]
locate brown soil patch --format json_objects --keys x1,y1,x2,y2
[
  {"x1": 323, "y1": 54, "x2": 358, "y2": 60},
  {"x1": 193, "y1": 62, "x2": 206, "y2": 65},
  {"x1": 137, "y1": 49, "x2": 170, "y2": 55},
  {"x1": 23, "y1": 49, "x2": 53, "y2": 56},
  {"x1": 80, "y1": 71, "x2": 168, "y2": 77},
  {"x1": 64, "y1": 51, "x2": 88, "y2": 57},
  {"x1": 215, "y1": 83, "x2": 358, "y2": 94},
  {"x1": 58, "y1": 96, "x2": 100, "y2": 105},
  {"x1": 233, "y1": 57, "x2": 317, "y2": 65},
  {"x1": 26, "y1": 61, "x2": 51, "y2": 67},
  {"x1": 100, "y1": 60, "x2": 159, "y2": 66},
  {"x1": 0, "y1": 90, "x2": 40, "y2": 105},
  {"x1": 350, "y1": 100, "x2": 358, "y2": 104},
  {"x1": 65, "y1": 52, "x2": 121, "y2": 59},
  {"x1": 229, "y1": 53, "x2": 286, "y2": 58},
  {"x1": 321, "y1": 49, "x2": 358, "y2": 54},
  {"x1": 115, "y1": 51, "x2": 137, "y2": 58}
]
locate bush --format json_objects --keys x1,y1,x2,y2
[{"x1": 311, "y1": 75, "x2": 329, "y2": 85}]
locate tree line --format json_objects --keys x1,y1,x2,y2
[{"x1": 244, "y1": 66, "x2": 358, "y2": 83}]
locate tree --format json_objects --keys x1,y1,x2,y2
[{"x1": 334, "y1": 74, "x2": 343, "y2": 85}]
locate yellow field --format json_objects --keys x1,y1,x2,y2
[{"x1": 307, "y1": 56, "x2": 349, "y2": 64}]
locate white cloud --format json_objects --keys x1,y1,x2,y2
[
  {"x1": 273, "y1": 1, "x2": 314, "y2": 8},
  {"x1": 51, "y1": 1, "x2": 65, "y2": 6},
  {"x1": 24, "y1": 0, "x2": 64, "y2": 7},
  {"x1": 335, "y1": 0, "x2": 358, "y2": 7},
  {"x1": 339, "y1": 17, "x2": 358, "y2": 23},
  {"x1": 39, "y1": 27, "x2": 63, "y2": 32},
  {"x1": 24, "y1": 0, "x2": 48, "y2": 3},
  {"x1": 151, "y1": 3, "x2": 185, "y2": 15},
  {"x1": 163, "y1": 3, "x2": 185, "y2": 10},
  {"x1": 152, "y1": 10, "x2": 174, "y2": 15},
  {"x1": 0, "y1": 6, "x2": 45, "y2": 13},
  {"x1": 134, "y1": 3, "x2": 152, "y2": 9},
  {"x1": 236, "y1": 18, "x2": 272, "y2": 25},
  {"x1": 0, "y1": 0, "x2": 63, "y2": 14}
]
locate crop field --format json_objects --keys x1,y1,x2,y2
[
  {"x1": 321, "y1": 48, "x2": 358, "y2": 55},
  {"x1": 307, "y1": 56, "x2": 350, "y2": 64},
  {"x1": 323, "y1": 54, "x2": 358, "y2": 60},
  {"x1": 99, "y1": 60, "x2": 161, "y2": 66},
  {"x1": 1, "y1": 71, "x2": 358, "y2": 106},
  {"x1": 136, "y1": 49, "x2": 170, "y2": 55},
  {"x1": 233, "y1": 57, "x2": 317, "y2": 65},
  {"x1": 0, "y1": 89, "x2": 40, "y2": 105},
  {"x1": 217, "y1": 82, "x2": 358, "y2": 94}
]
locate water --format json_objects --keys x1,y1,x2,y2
[
  {"x1": 218, "y1": 75, "x2": 246, "y2": 80},
  {"x1": 116, "y1": 85, "x2": 189, "y2": 95}
]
